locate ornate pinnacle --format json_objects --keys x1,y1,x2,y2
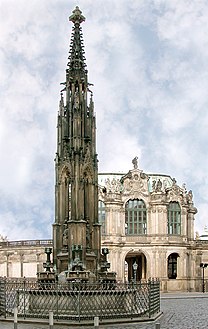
[{"x1": 69, "y1": 6, "x2": 85, "y2": 25}]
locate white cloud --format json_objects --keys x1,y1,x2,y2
[{"x1": 0, "y1": 0, "x2": 207, "y2": 239}]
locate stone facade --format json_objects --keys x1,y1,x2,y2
[
  {"x1": 0, "y1": 240, "x2": 52, "y2": 278},
  {"x1": 98, "y1": 162, "x2": 208, "y2": 292}
]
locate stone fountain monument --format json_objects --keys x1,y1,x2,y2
[{"x1": 50, "y1": 6, "x2": 115, "y2": 283}]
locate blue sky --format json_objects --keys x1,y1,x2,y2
[{"x1": 0, "y1": 0, "x2": 208, "y2": 240}]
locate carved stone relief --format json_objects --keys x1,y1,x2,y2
[
  {"x1": 105, "y1": 178, "x2": 122, "y2": 193},
  {"x1": 122, "y1": 169, "x2": 149, "y2": 196}
]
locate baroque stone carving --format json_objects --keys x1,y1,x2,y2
[
  {"x1": 122, "y1": 170, "x2": 148, "y2": 196},
  {"x1": 105, "y1": 178, "x2": 122, "y2": 193},
  {"x1": 155, "y1": 179, "x2": 162, "y2": 192},
  {"x1": 166, "y1": 179, "x2": 186, "y2": 203},
  {"x1": 151, "y1": 177, "x2": 170, "y2": 193},
  {"x1": 187, "y1": 190, "x2": 193, "y2": 204}
]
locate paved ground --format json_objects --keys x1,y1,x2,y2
[{"x1": 0, "y1": 292, "x2": 208, "y2": 328}]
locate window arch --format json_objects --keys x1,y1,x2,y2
[
  {"x1": 168, "y1": 253, "x2": 179, "y2": 279},
  {"x1": 98, "y1": 200, "x2": 106, "y2": 235},
  {"x1": 167, "y1": 202, "x2": 181, "y2": 235},
  {"x1": 125, "y1": 199, "x2": 147, "y2": 235}
]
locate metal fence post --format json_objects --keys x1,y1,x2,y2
[
  {"x1": 49, "y1": 311, "x2": 53, "y2": 329},
  {"x1": 94, "y1": 316, "x2": 99, "y2": 328},
  {"x1": 0, "y1": 277, "x2": 6, "y2": 318},
  {"x1": 148, "y1": 279, "x2": 152, "y2": 318},
  {"x1": 23, "y1": 277, "x2": 26, "y2": 319},
  {"x1": 14, "y1": 307, "x2": 18, "y2": 329},
  {"x1": 56, "y1": 280, "x2": 59, "y2": 319},
  {"x1": 78, "y1": 281, "x2": 81, "y2": 322}
]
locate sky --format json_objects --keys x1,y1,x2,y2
[{"x1": 0, "y1": 0, "x2": 208, "y2": 240}]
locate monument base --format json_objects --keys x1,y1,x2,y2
[{"x1": 0, "y1": 277, "x2": 160, "y2": 323}]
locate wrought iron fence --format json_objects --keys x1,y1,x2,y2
[{"x1": 0, "y1": 277, "x2": 160, "y2": 322}]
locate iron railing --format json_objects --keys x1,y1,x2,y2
[
  {"x1": 0, "y1": 277, "x2": 160, "y2": 322},
  {"x1": 0, "y1": 239, "x2": 53, "y2": 247}
]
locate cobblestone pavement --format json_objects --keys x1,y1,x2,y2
[{"x1": 1, "y1": 293, "x2": 208, "y2": 329}]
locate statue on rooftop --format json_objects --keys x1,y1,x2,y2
[{"x1": 132, "y1": 156, "x2": 138, "y2": 169}]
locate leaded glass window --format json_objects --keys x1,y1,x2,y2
[
  {"x1": 125, "y1": 199, "x2": 147, "y2": 235},
  {"x1": 98, "y1": 200, "x2": 106, "y2": 235},
  {"x1": 167, "y1": 202, "x2": 181, "y2": 235}
]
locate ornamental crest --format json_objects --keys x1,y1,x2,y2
[{"x1": 121, "y1": 169, "x2": 149, "y2": 196}]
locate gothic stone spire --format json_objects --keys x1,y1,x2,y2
[
  {"x1": 67, "y1": 6, "x2": 86, "y2": 77},
  {"x1": 53, "y1": 7, "x2": 101, "y2": 279}
]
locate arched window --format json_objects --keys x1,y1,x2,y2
[
  {"x1": 168, "y1": 253, "x2": 179, "y2": 279},
  {"x1": 125, "y1": 199, "x2": 147, "y2": 235},
  {"x1": 167, "y1": 202, "x2": 181, "y2": 235},
  {"x1": 98, "y1": 200, "x2": 106, "y2": 235}
]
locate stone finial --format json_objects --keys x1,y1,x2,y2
[{"x1": 69, "y1": 6, "x2": 85, "y2": 25}]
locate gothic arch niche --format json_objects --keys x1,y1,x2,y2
[
  {"x1": 125, "y1": 251, "x2": 147, "y2": 282},
  {"x1": 59, "y1": 165, "x2": 71, "y2": 225},
  {"x1": 83, "y1": 170, "x2": 93, "y2": 184},
  {"x1": 82, "y1": 164, "x2": 94, "y2": 184},
  {"x1": 83, "y1": 167, "x2": 93, "y2": 219}
]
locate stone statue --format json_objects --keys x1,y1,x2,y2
[
  {"x1": 187, "y1": 190, "x2": 193, "y2": 203},
  {"x1": 152, "y1": 179, "x2": 156, "y2": 191},
  {"x1": 163, "y1": 179, "x2": 168, "y2": 190},
  {"x1": 132, "y1": 156, "x2": 138, "y2": 169},
  {"x1": 62, "y1": 220, "x2": 68, "y2": 247},
  {"x1": 105, "y1": 178, "x2": 111, "y2": 192},
  {"x1": 156, "y1": 179, "x2": 162, "y2": 192},
  {"x1": 172, "y1": 178, "x2": 177, "y2": 185}
]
